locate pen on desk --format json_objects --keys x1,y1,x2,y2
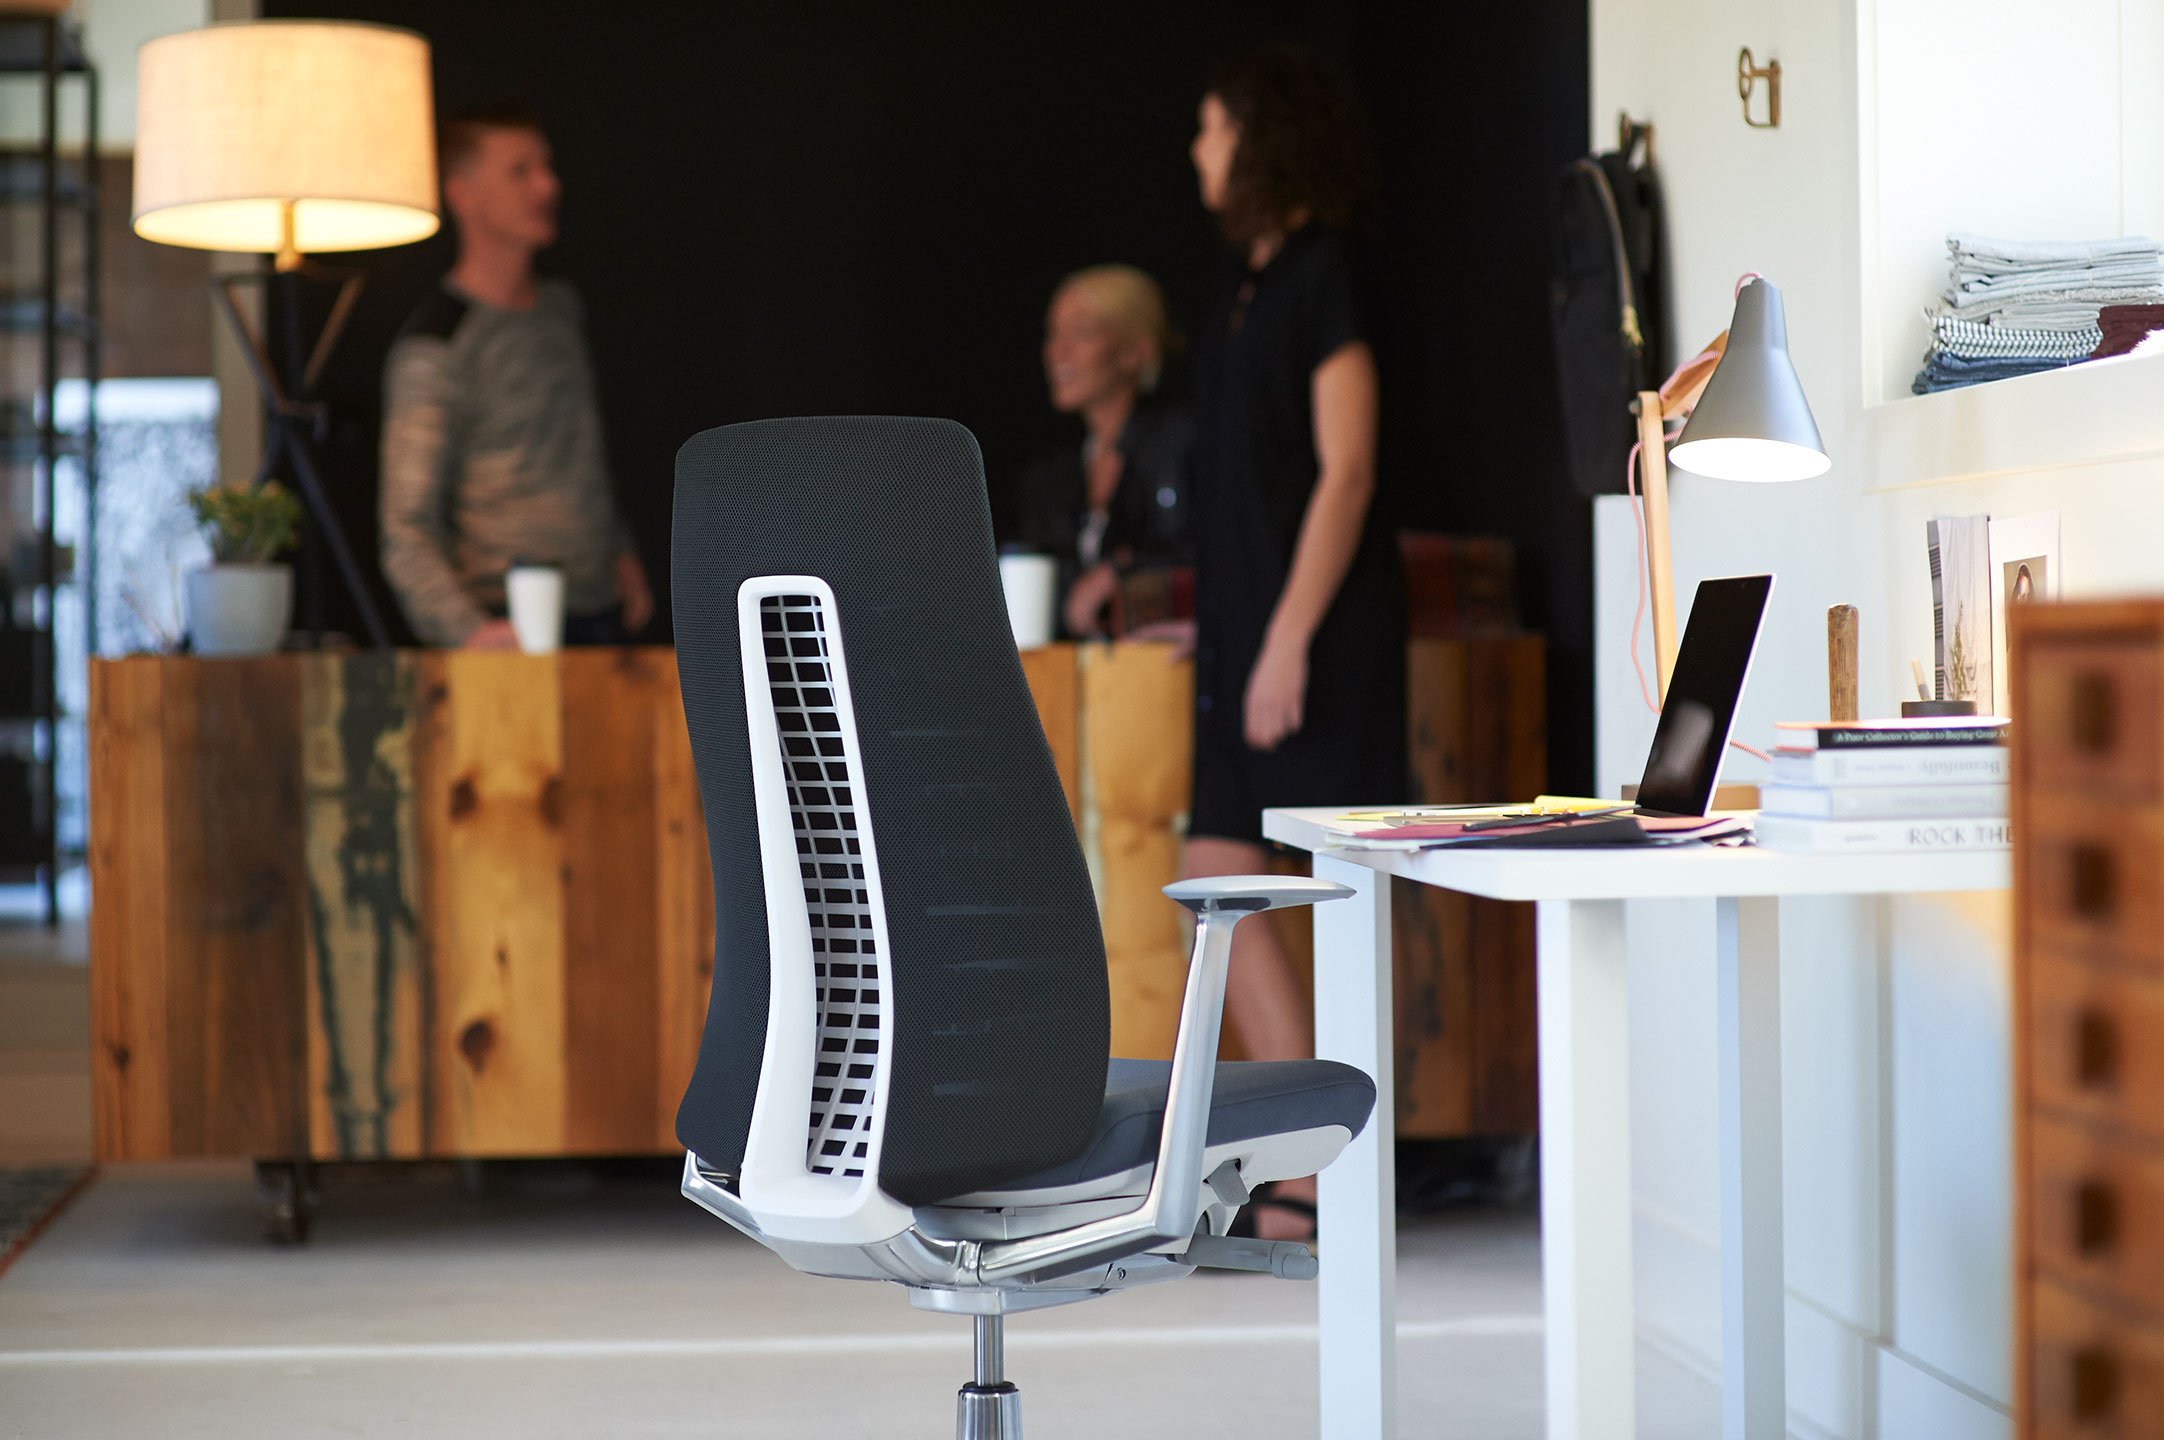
[
  {"x1": 1909, "y1": 659, "x2": 1931, "y2": 702},
  {"x1": 1460, "y1": 806, "x2": 1632, "y2": 834}
]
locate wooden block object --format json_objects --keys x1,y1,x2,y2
[{"x1": 1828, "y1": 604, "x2": 1860, "y2": 722}]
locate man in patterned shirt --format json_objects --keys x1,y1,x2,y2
[{"x1": 379, "y1": 104, "x2": 652, "y2": 648}]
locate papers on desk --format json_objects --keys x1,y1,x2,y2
[{"x1": 1321, "y1": 804, "x2": 1750, "y2": 851}]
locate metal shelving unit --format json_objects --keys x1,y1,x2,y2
[{"x1": 0, "y1": 11, "x2": 99, "y2": 925}]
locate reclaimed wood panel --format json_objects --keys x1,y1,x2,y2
[
  {"x1": 652, "y1": 660, "x2": 715, "y2": 1149},
  {"x1": 423, "y1": 653, "x2": 569, "y2": 1157},
  {"x1": 1082, "y1": 644, "x2": 1194, "y2": 1060},
  {"x1": 559, "y1": 650, "x2": 665, "y2": 1153},
  {"x1": 1392, "y1": 636, "x2": 1546, "y2": 1135},
  {"x1": 162, "y1": 659, "x2": 308, "y2": 1157},
  {"x1": 91, "y1": 650, "x2": 717, "y2": 1162},
  {"x1": 88, "y1": 634, "x2": 1541, "y2": 1159},
  {"x1": 1018, "y1": 646, "x2": 1081, "y2": 820},
  {"x1": 1472, "y1": 638, "x2": 1545, "y2": 1133},
  {"x1": 300, "y1": 654, "x2": 428, "y2": 1160},
  {"x1": 88, "y1": 659, "x2": 173, "y2": 1161}
]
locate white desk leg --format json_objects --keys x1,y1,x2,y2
[
  {"x1": 1536, "y1": 898, "x2": 1635, "y2": 1440},
  {"x1": 1313, "y1": 851, "x2": 1395, "y2": 1440},
  {"x1": 1715, "y1": 896, "x2": 1786, "y2": 1440}
]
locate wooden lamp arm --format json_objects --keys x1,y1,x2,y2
[{"x1": 1637, "y1": 329, "x2": 1732, "y2": 702}]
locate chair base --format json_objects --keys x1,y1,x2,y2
[{"x1": 956, "y1": 1381, "x2": 1023, "y2": 1440}]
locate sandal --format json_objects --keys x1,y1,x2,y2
[{"x1": 1227, "y1": 1181, "x2": 1319, "y2": 1244}]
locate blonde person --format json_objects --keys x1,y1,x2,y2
[{"x1": 1010, "y1": 265, "x2": 1193, "y2": 638}]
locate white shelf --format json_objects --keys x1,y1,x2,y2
[{"x1": 1862, "y1": 349, "x2": 2164, "y2": 494}]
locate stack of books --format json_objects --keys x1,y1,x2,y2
[{"x1": 1753, "y1": 717, "x2": 2011, "y2": 853}]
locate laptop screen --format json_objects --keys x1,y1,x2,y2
[{"x1": 1635, "y1": 574, "x2": 1774, "y2": 817}]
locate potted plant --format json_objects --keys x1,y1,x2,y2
[{"x1": 184, "y1": 481, "x2": 303, "y2": 656}]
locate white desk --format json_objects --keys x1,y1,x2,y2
[{"x1": 1262, "y1": 807, "x2": 2011, "y2": 1440}]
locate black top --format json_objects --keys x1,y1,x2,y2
[
  {"x1": 1188, "y1": 224, "x2": 1407, "y2": 842},
  {"x1": 1192, "y1": 226, "x2": 1399, "y2": 657},
  {"x1": 1008, "y1": 404, "x2": 1194, "y2": 631}
]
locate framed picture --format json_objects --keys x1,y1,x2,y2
[{"x1": 1988, "y1": 510, "x2": 2062, "y2": 717}]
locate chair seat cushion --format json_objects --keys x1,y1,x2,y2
[{"x1": 973, "y1": 1057, "x2": 1376, "y2": 1196}]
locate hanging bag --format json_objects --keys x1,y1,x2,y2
[{"x1": 1549, "y1": 117, "x2": 1668, "y2": 497}]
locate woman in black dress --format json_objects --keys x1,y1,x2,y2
[{"x1": 1183, "y1": 45, "x2": 1406, "y2": 1239}]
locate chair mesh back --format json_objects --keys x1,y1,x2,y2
[
  {"x1": 759, "y1": 591, "x2": 879, "y2": 1178},
  {"x1": 672, "y1": 417, "x2": 1111, "y2": 1207}
]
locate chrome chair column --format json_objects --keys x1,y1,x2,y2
[{"x1": 956, "y1": 1314, "x2": 1023, "y2": 1440}]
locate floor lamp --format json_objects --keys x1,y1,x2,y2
[
  {"x1": 1635, "y1": 276, "x2": 1831, "y2": 699},
  {"x1": 131, "y1": 20, "x2": 441, "y2": 648}
]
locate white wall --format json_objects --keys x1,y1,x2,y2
[
  {"x1": 1863, "y1": 0, "x2": 2164, "y2": 403},
  {"x1": 0, "y1": 0, "x2": 209, "y2": 150},
  {"x1": 1590, "y1": 0, "x2": 2164, "y2": 1434}
]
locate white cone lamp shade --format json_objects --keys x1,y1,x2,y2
[
  {"x1": 132, "y1": 21, "x2": 438, "y2": 261},
  {"x1": 1668, "y1": 278, "x2": 1831, "y2": 483}
]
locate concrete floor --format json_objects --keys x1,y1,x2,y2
[
  {"x1": 0, "y1": 881, "x2": 93, "y2": 1170},
  {"x1": 0, "y1": 1163, "x2": 1722, "y2": 1438},
  {"x1": 0, "y1": 889, "x2": 1721, "y2": 1438}
]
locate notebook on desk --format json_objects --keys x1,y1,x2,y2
[{"x1": 1340, "y1": 574, "x2": 1774, "y2": 846}]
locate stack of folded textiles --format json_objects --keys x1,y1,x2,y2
[
  {"x1": 1913, "y1": 233, "x2": 2164, "y2": 394},
  {"x1": 2092, "y1": 302, "x2": 2164, "y2": 358}
]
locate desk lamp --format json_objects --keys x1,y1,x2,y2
[
  {"x1": 1633, "y1": 276, "x2": 1829, "y2": 698},
  {"x1": 133, "y1": 20, "x2": 440, "y2": 647}
]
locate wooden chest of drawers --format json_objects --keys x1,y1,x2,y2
[{"x1": 2014, "y1": 602, "x2": 2164, "y2": 1437}]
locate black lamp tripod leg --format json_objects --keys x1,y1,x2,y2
[
  {"x1": 216, "y1": 271, "x2": 391, "y2": 650},
  {"x1": 280, "y1": 423, "x2": 389, "y2": 649}
]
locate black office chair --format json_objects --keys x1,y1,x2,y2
[{"x1": 670, "y1": 416, "x2": 1376, "y2": 1438}]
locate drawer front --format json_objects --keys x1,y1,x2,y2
[
  {"x1": 2031, "y1": 1116, "x2": 2164, "y2": 1318},
  {"x1": 2027, "y1": 814, "x2": 2164, "y2": 972},
  {"x1": 2024, "y1": 639, "x2": 2164, "y2": 799},
  {"x1": 2028, "y1": 959, "x2": 2164, "y2": 1146},
  {"x1": 2030, "y1": 1277, "x2": 2164, "y2": 1437}
]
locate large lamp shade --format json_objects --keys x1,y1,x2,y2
[
  {"x1": 132, "y1": 20, "x2": 438, "y2": 261},
  {"x1": 1668, "y1": 277, "x2": 1831, "y2": 483}
]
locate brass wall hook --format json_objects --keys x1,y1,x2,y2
[{"x1": 1738, "y1": 48, "x2": 1782, "y2": 128}]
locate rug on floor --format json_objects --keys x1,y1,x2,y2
[{"x1": 0, "y1": 1166, "x2": 95, "y2": 1280}]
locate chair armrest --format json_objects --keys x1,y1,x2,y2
[
  {"x1": 1163, "y1": 875, "x2": 1355, "y2": 913},
  {"x1": 975, "y1": 875, "x2": 1350, "y2": 1283}
]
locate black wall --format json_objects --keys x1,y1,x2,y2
[{"x1": 270, "y1": 0, "x2": 1592, "y2": 789}]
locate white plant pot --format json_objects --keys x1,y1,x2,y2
[{"x1": 186, "y1": 563, "x2": 293, "y2": 657}]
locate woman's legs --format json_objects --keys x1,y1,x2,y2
[{"x1": 1182, "y1": 834, "x2": 1318, "y2": 1241}]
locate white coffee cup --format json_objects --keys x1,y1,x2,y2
[
  {"x1": 505, "y1": 565, "x2": 566, "y2": 655},
  {"x1": 998, "y1": 553, "x2": 1058, "y2": 650}
]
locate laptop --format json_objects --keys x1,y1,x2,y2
[
  {"x1": 1340, "y1": 573, "x2": 1772, "y2": 843},
  {"x1": 1630, "y1": 573, "x2": 1775, "y2": 819}
]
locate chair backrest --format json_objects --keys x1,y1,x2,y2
[{"x1": 672, "y1": 417, "x2": 1111, "y2": 1220}]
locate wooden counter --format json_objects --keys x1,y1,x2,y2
[
  {"x1": 89, "y1": 636, "x2": 1542, "y2": 1170},
  {"x1": 90, "y1": 649, "x2": 712, "y2": 1165}
]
